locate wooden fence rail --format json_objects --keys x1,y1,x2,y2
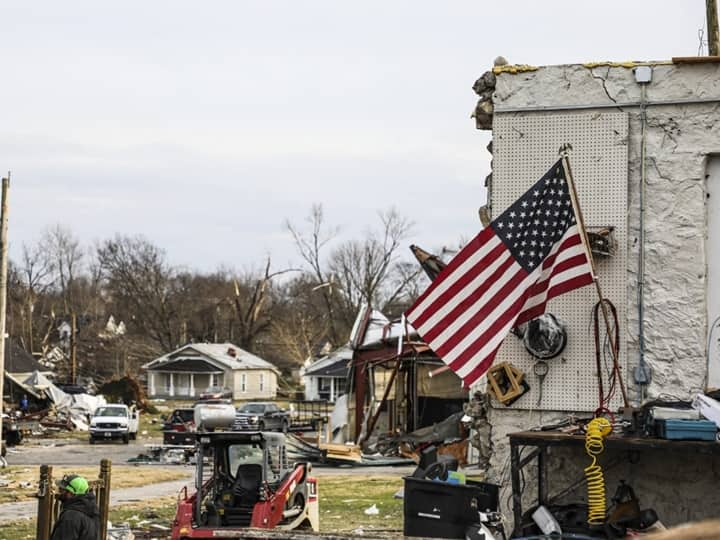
[{"x1": 36, "y1": 459, "x2": 112, "y2": 540}]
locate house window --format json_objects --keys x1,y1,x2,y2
[
  {"x1": 259, "y1": 373, "x2": 265, "y2": 392},
  {"x1": 318, "y1": 378, "x2": 331, "y2": 401},
  {"x1": 211, "y1": 373, "x2": 223, "y2": 387},
  {"x1": 335, "y1": 378, "x2": 347, "y2": 397},
  {"x1": 241, "y1": 373, "x2": 247, "y2": 393}
]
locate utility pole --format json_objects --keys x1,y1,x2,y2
[
  {"x1": 70, "y1": 312, "x2": 77, "y2": 384},
  {"x1": 708, "y1": 0, "x2": 720, "y2": 55},
  {"x1": 0, "y1": 174, "x2": 11, "y2": 459}
]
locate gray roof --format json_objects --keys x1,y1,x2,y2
[
  {"x1": 5, "y1": 339, "x2": 45, "y2": 374},
  {"x1": 304, "y1": 347, "x2": 352, "y2": 377},
  {"x1": 143, "y1": 343, "x2": 279, "y2": 374}
]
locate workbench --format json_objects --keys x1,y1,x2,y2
[{"x1": 508, "y1": 430, "x2": 720, "y2": 536}]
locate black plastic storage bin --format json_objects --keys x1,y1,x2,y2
[{"x1": 403, "y1": 476, "x2": 499, "y2": 539}]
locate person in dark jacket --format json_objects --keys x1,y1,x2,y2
[{"x1": 50, "y1": 474, "x2": 101, "y2": 540}]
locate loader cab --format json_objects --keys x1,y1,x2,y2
[
  {"x1": 194, "y1": 431, "x2": 293, "y2": 527},
  {"x1": 172, "y1": 426, "x2": 318, "y2": 539}
]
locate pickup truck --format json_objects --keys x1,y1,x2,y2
[
  {"x1": 89, "y1": 404, "x2": 139, "y2": 444},
  {"x1": 234, "y1": 402, "x2": 290, "y2": 432}
]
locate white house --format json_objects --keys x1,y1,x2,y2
[
  {"x1": 303, "y1": 347, "x2": 351, "y2": 402},
  {"x1": 143, "y1": 343, "x2": 280, "y2": 400}
]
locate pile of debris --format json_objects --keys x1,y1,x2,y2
[
  {"x1": 6, "y1": 370, "x2": 107, "y2": 437},
  {"x1": 373, "y1": 411, "x2": 470, "y2": 466}
]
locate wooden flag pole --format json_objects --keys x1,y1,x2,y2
[{"x1": 560, "y1": 150, "x2": 629, "y2": 408}]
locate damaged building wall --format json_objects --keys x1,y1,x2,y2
[{"x1": 482, "y1": 60, "x2": 720, "y2": 525}]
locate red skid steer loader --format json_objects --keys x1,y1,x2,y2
[{"x1": 171, "y1": 404, "x2": 319, "y2": 539}]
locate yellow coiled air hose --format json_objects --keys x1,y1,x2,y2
[{"x1": 585, "y1": 417, "x2": 612, "y2": 526}]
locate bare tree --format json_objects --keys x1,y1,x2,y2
[
  {"x1": 287, "y1": 205, "x2": 421, "y2": 345},
  {"x1": 41, "y1": 224, "x2": 84, "y2": 311},
  {"x1": 17, "y1": 243, "x2": 56, "y2": 351},
  {"x1": 271, "y1": 310, "x2": 328, "y2": 366},
  {"x1": 329, "y1": 207, "x2": 420, "y2": 321},
  {"x1": 230, "y1": 258, "x2": 299, "y2": 351},
  {"x1": 285, "y1": 204, "x2": 342, "y2": 344},
  {"x1": 97, "y1": 235, "x2": 179, "y2": 352}
]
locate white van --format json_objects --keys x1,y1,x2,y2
[{"x1": 89, "y1": 404, "x2": 139, "y2": 444}]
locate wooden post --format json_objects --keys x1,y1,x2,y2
[
  {"x1": 708, "y1": 0, "x2": 720, "y2": 55},
  {"x1": 98, "y1": 459, "x2": 112, "y2": 540},
  {"x1": 0, "y1": 175, "x2": 9, "y2": 451},
  {"x1": 561, "y1": 154, "x2": 629, "y2": 407},
  {"x1": 36, "y1": 464, "x2": 54, "y2": 540},
  {"x1": 360, "y1": 359, "x2": 401, "y2": 445}
]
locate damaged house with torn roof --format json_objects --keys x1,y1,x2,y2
[
  {"x1": 345, "y1": 305, "x2": 470, "y2": 459},
  {"x1": 465, "y1": 54, "x2": 720, "y2": 531}
]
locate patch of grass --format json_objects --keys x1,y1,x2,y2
[
  {"x1": 0, "y1": 474, "x2": 406, "y2": 538},
  {"x1": 0, "y1": 495, "x2": 177, "y2": 540},
  {"x1": 107, "y1": 495, "x2": 178, "y2": 525},
  {"x1": 0, "y1": 519, "x2": 34, "y2": 540},
  {"x1": 318, "y1": 475, "x2": 404, "y2": 533},
  {"x1": 0, "y1": 466, "x2": 190, "y2": 504}
]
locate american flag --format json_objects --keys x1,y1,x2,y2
[{"x1": 405, "y1": 159, "x2": 594, "y2": 387}]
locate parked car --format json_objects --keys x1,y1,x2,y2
[
  {"x1": 198, "y1": 386, "x2": 233, "y2": 401},
  {"x1": 234, "y1": 402, "x2": 291, "y2": 432},
  {"x1": 89, "y1": 404, "x2": 139, "y2": 444}
]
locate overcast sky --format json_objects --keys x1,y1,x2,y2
[{"x1": 1, "y1": 2, "x2": 708, "y2": 273}]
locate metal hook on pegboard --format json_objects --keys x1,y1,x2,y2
[{"x1": 558, "y1": 143, "x2": 573, "y2": 156}]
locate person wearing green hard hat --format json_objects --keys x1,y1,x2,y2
[{"x1": 50, "y1": 474, "x2": 100, "y2": 540}]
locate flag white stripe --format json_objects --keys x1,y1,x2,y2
[
  {"x1": 519, "y1": 240, "x2": 589, "y2": 312},
  {"x1": 520, "y1": 262, "x2": 593, "y2": 314},
  {"x1": 406, "y1": 234, "x2": 502, "y2": 321},
  {"x1": 453, "y1": 245, "x2": 592, "y2": 379},
  {"x1": 441, "y1": 263, "x2": 542, "y2": 366},
  {"x1": 419, "y1": 225, "x2": 575, "y2": 354},
  {"x1": 421, "y1": 261, "x2": 528, "y2": 350},
  {"x1": 416, "y1": 248, "x2": 515, "y2": 335}
]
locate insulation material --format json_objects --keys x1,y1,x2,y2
[
  {"x1": 417, "y1": 365, "x2": 467, "y2": 399},
  {"x1": 491, "y1": 112, "x2": 628, "y2": 412},
  {"x1": 372, "y1": 366, "x2": 396, "y2": 401}
]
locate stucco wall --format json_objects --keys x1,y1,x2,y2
[{"x1": 487, "y1": 61, "x2": 720, "y2": 526}]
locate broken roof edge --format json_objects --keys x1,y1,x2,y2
[{"x1": 493, "y1": 60, "x2": 674, "y2": 75}]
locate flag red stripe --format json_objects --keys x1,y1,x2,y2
[
  {"x1": 419, "y1": 249, "x2": 516, "y2": 342},
  {"x1": 537, "y1": 234, "x2": 583, "y2": 273},
  {"x1": 516, "y1": 272, "x2": 594, "y2": 327},
  {"x1": 447, "y1": 291, "x2": 529, "y2": 372},
  {"x1": 526, "y1": 250, "x2": 589, "y2": 298},
  {"x1": 547, "y1": 272, "x2": 595, "y2": 299},
  {"x1": 434, "y1": 264, "x2": 528, "y2": 356},
  {"x1": 410, "y1": 240, "x2": 509, "y2": 330},
  {"x1": 462, "y1": 345, "x2": 504, "y2": 389},
  {"x1": 410, "y1": 226, "x2": 496, "y2": 308}
]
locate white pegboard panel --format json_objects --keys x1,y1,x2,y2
[{"x1": 491, "y1": 112, "x2": 628, "y2": 412}]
